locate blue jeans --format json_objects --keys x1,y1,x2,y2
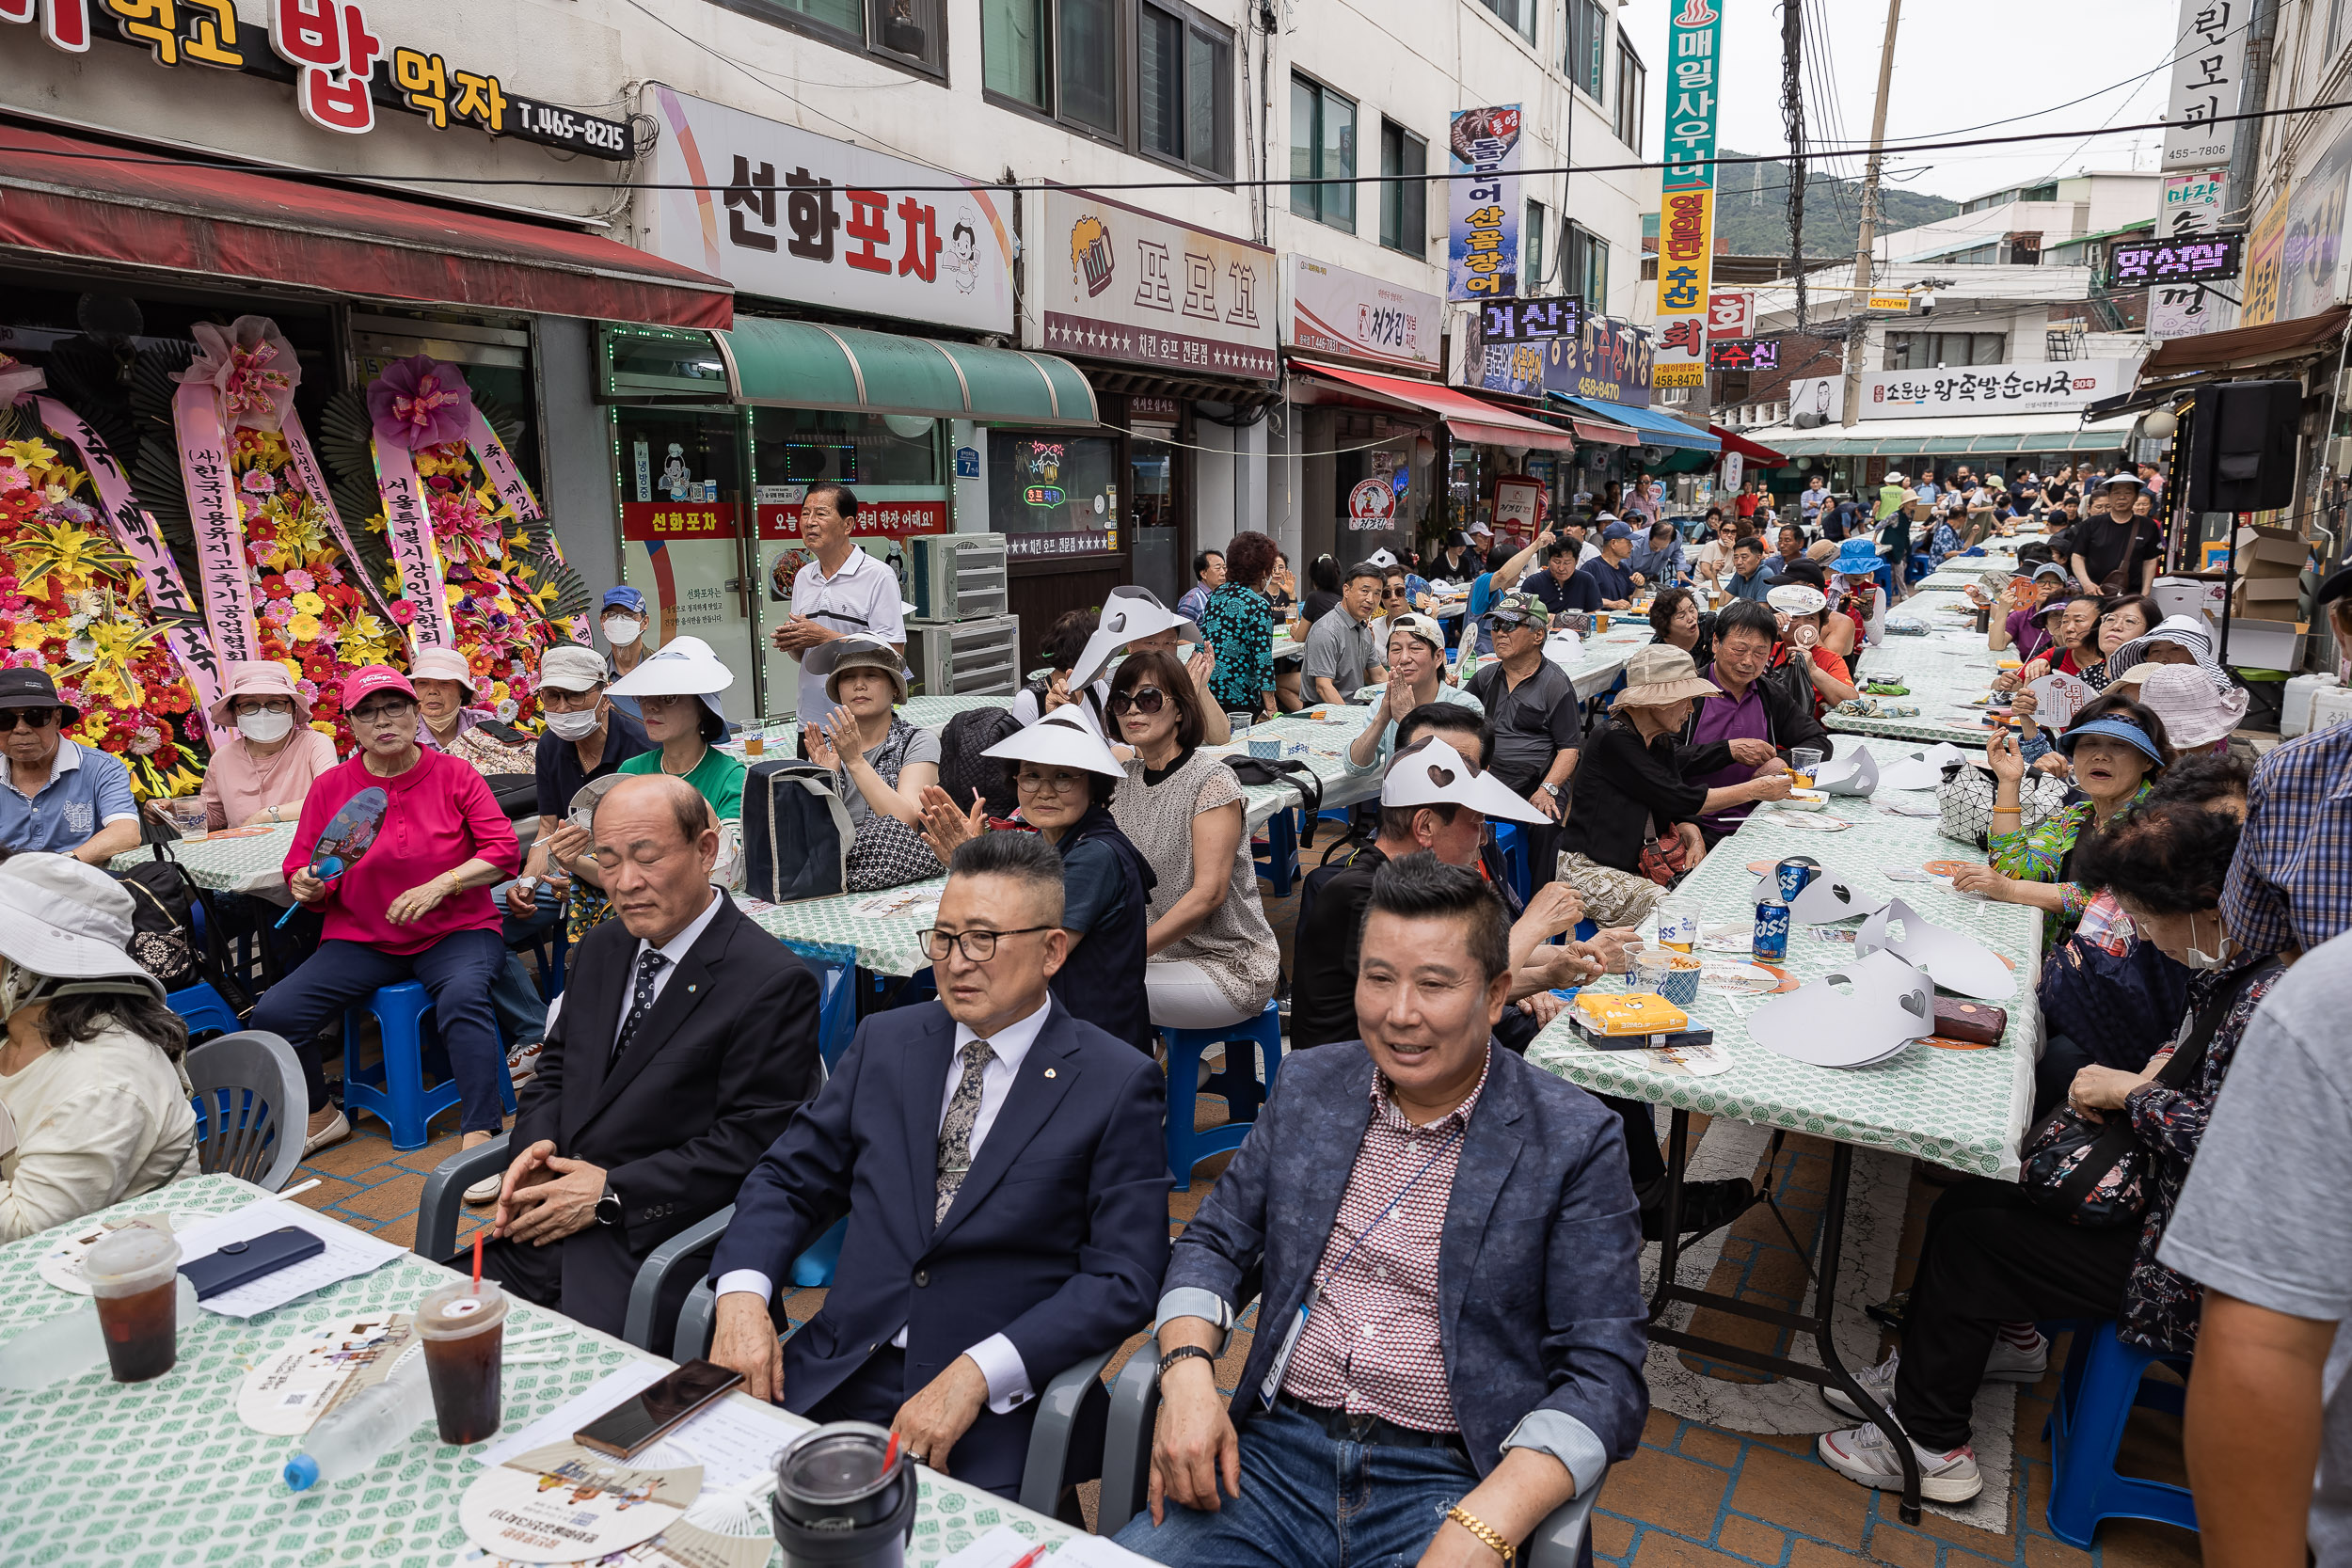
[
  {"x1": 248, "y1": 928, "x2": 508, "y2": 1132},
  {"x1": 493, "y1": 881, "x2": 564, "y2": 1047},
  {"x1": 1114, "y1": 1402, "x2": 1481, "y2": 1567}
]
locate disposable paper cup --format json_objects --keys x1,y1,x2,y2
[{"x1": 1248, "y1": 737, "x2": 1280, "y2": 759}]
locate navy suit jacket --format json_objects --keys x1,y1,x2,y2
[
  {"x1": 712, "y1": 996, "x2": 1169, "y2": 1483},
  {"x1": 1161, "y1": 1041, "x2": 1648, "y2": 1484}
]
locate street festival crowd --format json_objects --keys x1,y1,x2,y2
[{"x1": 5, "y1": 467, "x2": 2352, "y2": 1563}]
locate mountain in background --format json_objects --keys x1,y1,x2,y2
[{"x1": 1707, "y1": 150, "x2": 1961, "y2": 258}]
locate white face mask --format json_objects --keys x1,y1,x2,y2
[
  {"x1": 236, "y1": 708, "x2": 294, "y2": 745},
  {"x1": 603, "y1": 616, "x2": 644, "y2": 646},
  {"x1": 545, "y1": 706, "x2": 602, "y2": 741},
  {"x1": 2182, "y1": 911, "x2": 2234, "y2": 972}
]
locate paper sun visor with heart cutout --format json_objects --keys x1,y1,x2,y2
[
  {"x1": 1878, "y1": 742, "x2": 1967, "y2": 791},
  {"x1": 1068, "y1": 590, "x2": 1201, "y2": 689},
  {"x1": 1789, "y1": 873, "x2": 1892, "y2": 925},
  {"x1": 1856, "y1": 897, "x2": 2016, "y2": 1000},
  {"x1": 1808, "y1": 749, "x2": 1879, "y2": 796},
  {"x1": 1749, "y1": 949, "x2": 1937, "y2": 1068},
  {"x1": 1380, "y1": 738, "x2": 1550, "y2": 825}
]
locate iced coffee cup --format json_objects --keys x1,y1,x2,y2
[
  {"x1": 85, "y1": 1227, "x2": 183, "y2": 1384},
  {"x1": 417, "y1": 1280, "x2": 509, "y2": 1445}
]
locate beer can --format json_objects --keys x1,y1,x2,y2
[
  {"x1": 1775, "y1": 856, "x2": 1821, "y2": 904},
  {"x1": 1753, "y1": 896, "x2": 1790, "y2": 962}
]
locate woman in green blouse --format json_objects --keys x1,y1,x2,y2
[{"x1": 1949, "y1": 698, "x2": 2170, "y2": 945}]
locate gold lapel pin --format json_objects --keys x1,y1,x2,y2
[{"x1": 1043, "y1": 1068, "x2": 1057, "y2": 1079}]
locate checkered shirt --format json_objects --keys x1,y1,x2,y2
[
  {"x1": 2223, "y1": 722, "x2": 2352, "y2": 958},
  {"x1": 1278, "y1": 1055, "x2": 1490, "y2": 1433}
]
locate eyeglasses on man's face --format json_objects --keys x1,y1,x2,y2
[{"x1": 918, "y1": 926, "x2": 1053, "y2": 963}]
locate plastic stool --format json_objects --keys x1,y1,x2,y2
[
  {"x1": 167, "y1": 981, "x2": 242, "y2": 1042},
  {"x1": 791, "y1": 1217, "x2": 849, "y2": 1287},
  {"x1": 341, "y1": 981, "x2": 518, "y2": 1151},
  {"x1": 1492, "y1": 823, "x2": 1533, "y2": 906},
  {"x1": 2042, "y1": 1321, "x2": 2197, "y2": 1547},
  {"x1": 1162, "y1": 1002, "x2": 1284, "y2": 1185}
]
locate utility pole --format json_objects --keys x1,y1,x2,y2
[{"x1": 1839, "y1": 0, "x2": 1902, "y2": 429}]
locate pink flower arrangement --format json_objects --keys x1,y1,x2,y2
[{"x1": 365, "y1": 355, "x2": 475, "y2": 451}]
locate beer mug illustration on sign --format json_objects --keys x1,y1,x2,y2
[{"x1": 1071, "y1": 214, "x2": 1115, "y2": 297}]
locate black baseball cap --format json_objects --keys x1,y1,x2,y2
[
  {"x1": 0, "y1": 668, "x2": 74, "y2": 724},
  {"x1": 2318, "y1": 564, "x2": 2352, "y2": 613}
]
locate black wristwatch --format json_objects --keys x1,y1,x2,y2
[{"x1": 596, "y1": 1182, "x2": 623, "y2": 1228}]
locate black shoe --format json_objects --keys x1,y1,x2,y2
[
  {"x1": 1639, "y1": 1178, "x2": 1756, "y2": 1242},
  {"x1": 1865, "y1": 1289, "x2": 1910, "y2": 1332}
]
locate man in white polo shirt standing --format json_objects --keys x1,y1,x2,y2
[{"x1": 770, "y1": 483, "x2": 907, "y2": 730}]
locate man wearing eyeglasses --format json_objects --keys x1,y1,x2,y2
[
  {"x1": 0, "y1": 669, "x2": 140, "y2": 864},
  {"x1": 709, "y1": 831, "x2": 1168, "y2": 1503}
]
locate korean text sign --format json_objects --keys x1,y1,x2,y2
[
  {"x1": 2163, "y1": 0, "x2": 2246, "y2": 171},
  {"x1": 643, "y1": 84, "x2": 1013, "y2": 336},
  {"x1": 1652, "y1": 0, "x2": 1723, "y2": 388},
  {"x1": 1447, "y1": 105, "x2": 1523, "y2": 302},
  {"x1": 1026, "y1": 188, "x2": 1276, "y2": 377}
]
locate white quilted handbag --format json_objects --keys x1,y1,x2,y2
[{"x1": 1935, "y1": 761, "x2": 2068, "y2": 847}]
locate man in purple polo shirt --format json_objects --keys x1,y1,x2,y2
[{"x1": 1673, "y1": 599, "x2": 1828, "y2": 844}]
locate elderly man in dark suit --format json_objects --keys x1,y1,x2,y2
[
  {"x1": 472, "y1": 773, "x2": 822, "y2": 1338},
  {"x1": 1117, "y1": 853, "x2": 1648, "y2": 1568},
  {"x1": 707, "y1": 831, "x2": 1169, "y2": 1501}
]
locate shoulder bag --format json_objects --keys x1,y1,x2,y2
[
  {"x1": 1935, "y1": 759, "x2": 2068, "y2": 848},
  {"x1": 839, "y1": 719, "x2": 946, "y2": 893},
  {"x1": 1638, "y1": 812, "x2": 1692, "y2": 888},
  {"x1": 2019, "y1": 958, "x2": 2283, "y2": 1227}
]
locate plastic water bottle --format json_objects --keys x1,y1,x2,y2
[{"x1": 283, "y1": 1345, "x2": 433, "y2": 1490}]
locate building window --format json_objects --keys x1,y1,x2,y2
[
  {"x1": 2020, "y1": 182, "x2": 2058, "y2": 202},
  {"x1": 1058, "y1": 0, "x2": 1119, "y2": 133},
  {"x1": 1566, "y1": 221, "x2": 1609, "y2": 309},
  {"x1": 982, "y1": 0, "x2": 1048, "y2": 105},
  {"x1": 1139, "y1": 3, "x2": 1232, "y2": 175},
  {"x1": 1480, "y1": 0, "x2": 1534, "y2": 42},
  {"x1": 1566, "y1": 0, "x2": 1606, "y2": 99},
  {"x1": 1613, "y1": 39, "x2": 1645, "y2": 152},
  {"x1": 1379, "y1": 119, "x2": 1427, "y2": 257},
  {"x1": 980, "y1": 0, "x2": 1117, "y2": 136},
  {"x1": 1291, "y1": 74, "x2": 1356, "y2": 231},
  {"x1": 1525, "y1": 201, "x2": 1548, "y2": 291},
  {"x1": 731, "y1": 0, "x2": 947, "y2": 76},
  {"x1": 1884, "y1": 331, "x2": 2008, "y2": 370}
]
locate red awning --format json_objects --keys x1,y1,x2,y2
[
  {"x1": 1569, "y1": 416, "x2": 1640, "y2": 445},
  {"x1": 1710, "y1": 425, "x2": 1789, "y2": 465},
  {"x1": 0, "y1": 126, "x2": 731, "y2": 329},
  {"x1": 1295, "y1": 362, "x2": 1582, "y2": 452}
]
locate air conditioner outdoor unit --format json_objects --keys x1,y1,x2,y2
[
  {"x1": 910, "y1": 532, "x2": 1009, "y2": 622},
  {"x1": 908, "y1": 614, "x2": 1021, "y2": 697}
]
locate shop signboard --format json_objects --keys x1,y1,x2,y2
[
  {"x1": 1446, "y1": 105, "x2": 1524, "y2": 301},
  {"x1": 1706, "y1": 338, "x2": 1779, "y2": 372},
  {"x1": 1706, "y1": 292, "x2": 1754, "y2": 339},
  {"x1": 1854, "y1": 359, "x2": 2131, "y2": 420},
  {"x1": 2276, "y1": 121, "x2": 2352, "y2": 325},
  {"x1": 1027, "y1": 189, "x2": 1276, "y2": 378},
  {"x1": 1653, "y1": 0, "x2": 1724, "y2": 388},
  {"x1": 1491, "y1": 476, "x2": 1545, "y2": 537},
  {"x1": 5, "y1": 0, "x2": 633, "y2": 156},
  {"x1": 1347, "y1": 477, "x2": 1397, "y2": 531},
  {"x1": 2106, "y1": 232, "x2": 2244, "y2": 288},
  {"x1": 2161, "y1": 0, "x2": 2246, "y2": 172},
  {"x1": 1787, "y1": 374, "x2": 1845, "y2": 424},
  {"x1": 2240, "y1": 189, "x2": 2288, "y2": 326},
  {"x1": 2149, "y1": 171, "x2": 2238, "y2": 341},
  {"x1": 1478, "y1": 297, "x2": 1582, "y2": 346},
  {"x1": 618, "y1": 499, "x2": 754, "y2": 699},
  {"x1": 1284, "y1": 256, "x2": 1443, "y2": 373},
  {"x1": 1472, "y1": 314, "x2": 1656, "y2": 408},
  {"x1": 644, "y1": 87, "x2": 1013, "y2": 336}
]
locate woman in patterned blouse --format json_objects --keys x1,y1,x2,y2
[
  {"x1": 1817, "y1": 802, "x2": 2285, "y2": 1506},
  {"x1": 1949, "y1": 697, "x2": 2170, "y2": 947},
  {"x1": 1200, "y1": 530, "x2": 1280, "y2": 722}
]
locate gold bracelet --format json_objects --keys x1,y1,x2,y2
[{"x1": 1445, "y1": 1505, "x2": 1515, "y2": 1566}]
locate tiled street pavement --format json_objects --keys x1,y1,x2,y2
[{"x1": 277, "y1": 879, "x2": 2199, "y2": 1567}]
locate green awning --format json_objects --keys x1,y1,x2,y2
[
  {"x1": 715, "y1": 316, "x2": 1100, "y2": 427},
  {"x1": 1752, "y1": 427, "x2": 2133, "y2": 457}
]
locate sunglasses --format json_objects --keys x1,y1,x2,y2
[
  {"x1": 0, "y1": 707, "x2": 59, "y2": 731},
  {"x1": 1109, "y1": 687, "x2": 1168, "y2": 716}
]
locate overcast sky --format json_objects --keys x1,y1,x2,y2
[{"x1": 1617, "y1": 0, "x2": 2184, "y2": 206}]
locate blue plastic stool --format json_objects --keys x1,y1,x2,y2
[
  {"x1": 791, "y1": 1217, "x2": 849, "y2": 1287},
  {"x1": 1492, "y1": 823, "x2": 1533, "y2": 907},
  {"x1": 1252, "y1": 808, "x2": 1300, "y2": 897},
  {"x1": 784, "y1": 941, "x2": 863, "y2": 1070},
  {"x1": 1162, "y1": 1002, "x2": 1285, "y2": 1185},
  {"x1": 167, "y1": 981, "x2": 241, "y2": 1042},
  {"x1": 341, "y1": 982, "x2": 518, "y2": 1151},
  {"x1": 2043, "y1": 1321, "x2": 2197, "y2": 1547}
]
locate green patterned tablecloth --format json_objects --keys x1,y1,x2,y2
[
  {"x1": 0, "y1": 1174, "x2": 1077, "y2": 1567},
  {"x1": 738, "y1": 880, "x2": 946, "y2": 976},
  {"x1": 115, "y1": 822, "x2": 303, "y2": 898},
  {"x1": 1831, "y1": 601, "x2": 2023, "y2": 747},
  {"x1": 1527, "y1": 736, "x2": 2041, "y2": 1178}
]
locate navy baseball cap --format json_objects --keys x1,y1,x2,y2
[
  {"x1": 1601, "y1": 521, "x2": 1635, "y2": 543},
  {"x1": 601, "y1": 586, "x2": 647, "y2": 614}
]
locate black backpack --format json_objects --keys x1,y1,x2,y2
[
  {"x1": 1223, "y1": 755, "x2": 1323, "y2": 846},
  {"x1": 938, "y1": 706, "x2": 1023, "y2": 820},
  {"x1": 742, "y1": 760, "x2": 855, "y2": 902},
  {"x1": 112, "y1": 858, "x2": 251, "y2": 1011}
]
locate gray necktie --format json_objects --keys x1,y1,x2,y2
[
  {"x1": 611, "y1": 950, "x2": 669, "y2": 1069},
  {"x1": 934, "y1": 1038, "x2": 993, "y2": 1224}
]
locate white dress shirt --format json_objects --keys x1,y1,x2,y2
[
  {"x1": 789, "y1": 546, "x2": 906, "y2": 723},
  {"x1": 611, "y1": 886, "x2": 726, "y2": 1054},
  {"x1": 716, "y1": 997, "x2": 1055, "y2": 1414}
]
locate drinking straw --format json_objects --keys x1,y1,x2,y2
[
  {"x1": 883, "y1": 1432, "x2": 900, "y2": 1470},
  {"x1": 471, "y1": 1232, "x2": 483, "y2": 1291}
]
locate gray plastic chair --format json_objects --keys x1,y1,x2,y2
[
  {"x1": 1096, "y1": 1328, "x2": 1602, "y2": 1564},
  {"x1": 673, "y1": 1275, "x2": 1117, "y2": 1519},
  {"x1": 183, "y1": 1030, "x2": 306, "y2": 1194}
]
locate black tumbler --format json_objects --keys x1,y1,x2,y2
[{"x1": 771, "y1": 1422, "x2": 919, "y2": 1568}]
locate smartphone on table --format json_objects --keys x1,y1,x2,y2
[{"x1": 574, "y1": 1359, "x2": 746, "y2": 1459}]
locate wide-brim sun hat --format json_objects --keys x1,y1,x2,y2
[
  {"x1": 2106, "y1": 614, "x2": 2234, "y2": 693},
  {"x1": 2099, "y1": 472, "x2": 2145, "y2": 492},
  {"x1": 1615, "y1": 643, "x2": 1724, "y2": 708},
  {"x1": 805, "y1": 635, "x2": 909, "y2": 705},
  {"x1": 982, "y1": 708, "x2": 1125, "y2": 780},
  {"x1": 1381, "y1": 737, "x2": 1549, "y2": 826},
  {"x1": 1832, "y1": 541, "x2": 1883, "y2": 578},
  {"x1": 0, "y1": 853, "x2": 164, "y2": 1001},
  {"x1": 2136, "y1": 663, "x2": 2249, "y2": 749},
  {"x1": 2056, "y1": 716, "x2": 2167, "y2": 768},
  {"x1": 0, "y1": 667, "x2": 78, "y2": 727},
  {"x1": 1767, "y1": 583, "x2": 1827, "y2": 617},
  {"x1": 608, "y1": 633, "x2": 739, "y2": 726},
  {"x1": 206, "y1": 658, "x2": 311, "y2": 728},
  {"x1": 1068, "y1": 589, "x2": 1201, "y2": 689}
]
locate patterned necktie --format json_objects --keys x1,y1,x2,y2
[
  {"x1": 934, "y1": 1037, "x2": 994, "y2": 1224},
  {"x1": 611, "y1": 950, "x2": 669, "y2": 1069}
]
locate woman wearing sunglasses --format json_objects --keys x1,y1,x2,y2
[
  {"x1": 917, "y1": 712, "x2": 1154, "y2": 1052},
  {"x1": 1104, "y1": 650, "x2": 1279, "y2": 1031}
]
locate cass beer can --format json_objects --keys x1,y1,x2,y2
[
  {"x1": 1775, "y1": 856, "x2": 1821, "y2": 905},
  {"x1": 1753, "y1": 895, "x2": 1790, "y2": 962}
]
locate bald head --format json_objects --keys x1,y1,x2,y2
[{"x1": 592, "y1": 772, "x2": 722, "y2": 944}]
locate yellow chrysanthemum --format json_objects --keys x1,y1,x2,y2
[
  {"x1": 291, "y1": 591, "x2": 326, "y2": 615},
  {"x1": 288, "y1": 613, "x2": 323, "y2": 641},
  {"x1": 9, "y1": 622, "x2": 48, "y2": 652},
  {"x1": 444, "y1": 585, "x2": 464, "y2": 607}
]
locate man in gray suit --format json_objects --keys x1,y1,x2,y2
[{"x1": 1117, "y1": 854, "x2": 1648, "y2": 1567}]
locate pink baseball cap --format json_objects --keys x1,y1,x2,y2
[{"x1": 340, "y1": 664, "x2": 417, "y2": 712}]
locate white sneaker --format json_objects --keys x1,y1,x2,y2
[
  {"x1": 1818, "y1": 1419, "x2": 1982, "y2": 1502},
  {"x1": 301, "y1": 1107, "x2": 350, "y2": 1157},
  {"x1": 1820, "y1": 1352, "x2": 1899, "y2": 1420},
  {"x1": 464, "y1": 1172, "x2": 502, "y2": 1206},
  {"x1": 505, "y1": 1039, "x2": 543, "y2": 1087},
  {"x1": 1984, "y1": 1328, "x2": 2047, "y2": 1382}
]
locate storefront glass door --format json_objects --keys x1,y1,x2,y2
[
  {"x1": 1130, "y1": 437, "x2": 1179, "y2": 605},
  {"x1": 612, "y1": 405, "x2": 759, "y2": 718}
]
